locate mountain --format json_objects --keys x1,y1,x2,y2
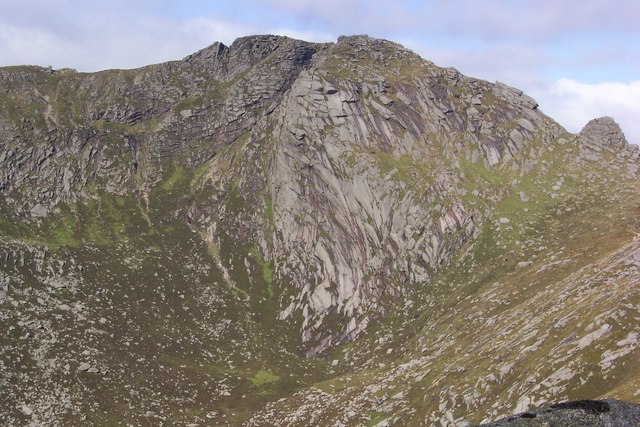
[{"x1": 0, "y1": 34, "x2": 638, "y2": 426}]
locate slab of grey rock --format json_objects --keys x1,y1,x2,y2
[
  {"x1": 30, "y1": 204, "x2": 48, "y2": 218},
  {"x1": 21, "y1": 404, "x2": 33, "y2": 416}
]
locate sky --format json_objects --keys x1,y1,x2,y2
[{"x1": 0, "y1": 0, "x2": 638, "y2": 144}]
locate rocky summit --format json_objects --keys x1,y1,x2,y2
[{"x1": 0, "y1": 34, "x2": 638, "y2": 426}]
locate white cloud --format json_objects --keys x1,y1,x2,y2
[{"x1": 534, "y1": 79, "x2": 640, "y2": 145}]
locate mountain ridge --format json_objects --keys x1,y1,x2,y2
[{"x1": 0, "y1": 34, "x2": 638, "y2": 425}]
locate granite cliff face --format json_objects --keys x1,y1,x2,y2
[{"x1": 0, "y1": 35, "x2": 639, "y2": 425}]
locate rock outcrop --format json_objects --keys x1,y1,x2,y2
[
  {"x1": 481, "y1": 399, "x2": 640, "y2": 426},
  {"x1": 579, "y1": 116, "x2": 629, "y2": 148}
]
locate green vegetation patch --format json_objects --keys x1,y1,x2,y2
[
  {"x1": 161, "y1": 164, "x2": 190, "y2": 192},
  {"x1": 173, "y1": 97, "x2": 200, "y2": 113},
  {"x1": 249, "y1": 245, "x2": 275, "y2": 298},
  {"x1": 370, "y1": 148, "x2": 436, "y2": 190},
  {"x1": 0, "y1": 190, "x2": 150, "y2": 250},
  {"x1": 250, "y1": 370, "x2": 281, "y2": 387}
]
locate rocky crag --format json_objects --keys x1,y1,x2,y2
[{"x1": 0, "y1": 35, "x2": 638, "y2": 425}]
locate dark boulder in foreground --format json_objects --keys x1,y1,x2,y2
[{"x1": 480, "y1": 399, "x2": 640, "y2": 426}]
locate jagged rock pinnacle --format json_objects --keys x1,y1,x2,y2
[{"x1": 579, "y1": 116, "x2": 628, "y2": 147}]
